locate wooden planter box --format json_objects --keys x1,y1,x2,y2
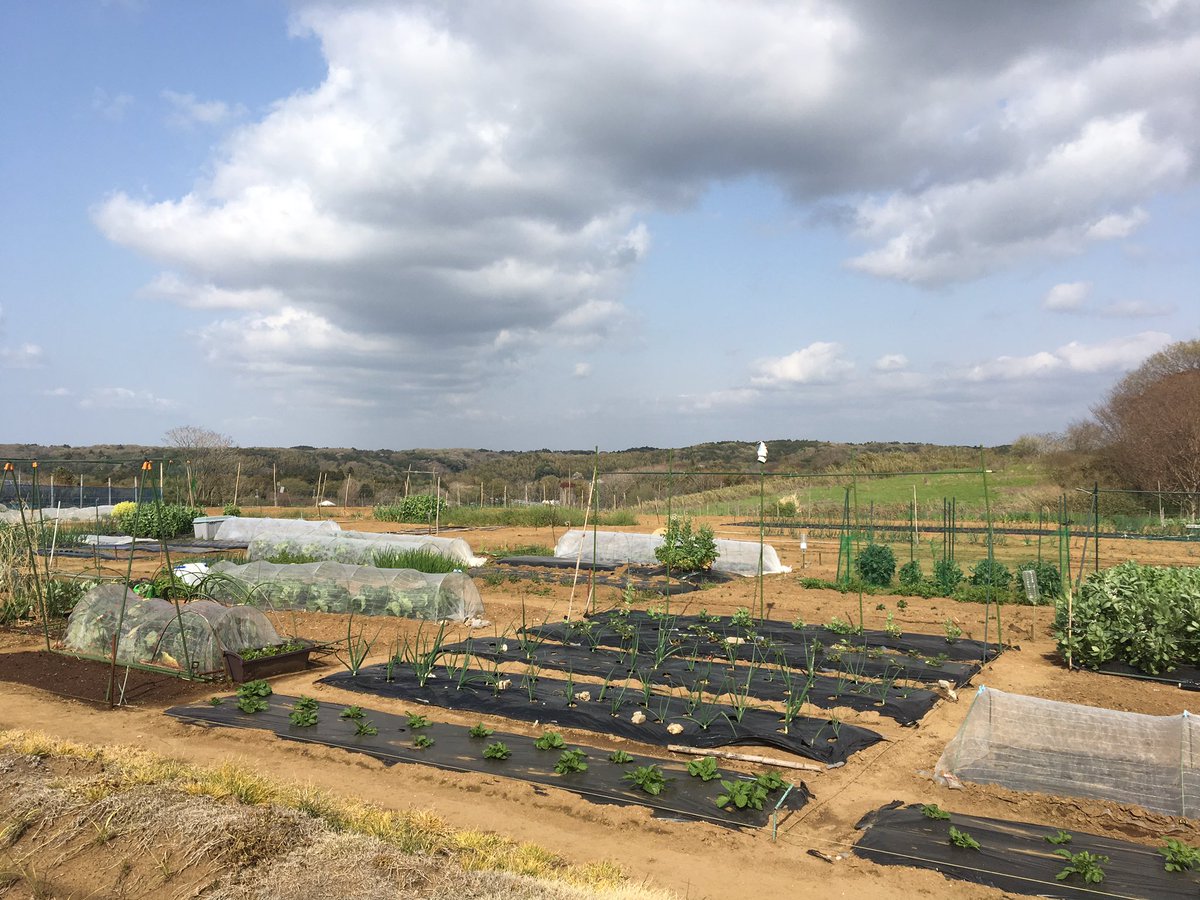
[{"x1": 224, "y1": 641, "x2": 314, "y2": 683}]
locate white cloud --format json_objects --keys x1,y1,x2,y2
[
  {"x1": 161, "y1": 89, "x2": 245, "y2": 127},
  {"x1": 966, "y1": 331, "x2": 1171, "y2": 381},
  {"x1": 42, "y1": 387, "x2": 71, "y2": 398},
  {"x1": 0, "y1": 343, "x2": 44, "y2": 369},
  {"x1": 572, "y1": 362, "x2": 592, "y2": 378},
  {"x1": 78, "y1": 387, "x2": 175, "y2": 411},
  {"x1": 92, "y1": 88, "x2": 133, "y2": 121},
  {"x1": 1097, "y1": 299, "x2": 1175, "y2": 318},
  {"x1": 752, "y1": 342, "x2": 854, "y2": 386},
  {"x1": 1043, "y1": 281, "x2": 1091, "y2": 311},
  {"x1": 141, "y1": 273, "x2": 287, "y2": 310},
  {"x1": 873, "y1": 353, "x2": 908, "y2": 371}
]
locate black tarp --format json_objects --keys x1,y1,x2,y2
[
  {"x1": 853, "y1": 803, "x2": 1200, "y2": 899},
  {"x1": 320, "y1": 665, "x2": 882, "y2": 765},
  {"x1": 166, "y1": 695, "x2": 811, "y2": 828},
  {"x1": 442, "y1": 638, "x2": 938, "y2": 725},
  {"x1": 1095, "y1": 660, "x2": 1200, "y2": 691}
]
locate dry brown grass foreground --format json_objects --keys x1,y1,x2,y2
[{"x1": 0, "y1": 729, "x2": 673, "y2": 900}]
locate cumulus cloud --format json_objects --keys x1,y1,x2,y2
[
  {"x1": 873, "y1": 353, "x2": 908, "y2": 371},
  {"x1": 966, "y1": 331, "x2": 1171, "y2": 381},
  {"x1": 92, "y1": 1, "x2": 1200, "y2": 410},
  {"x1": 1042, "y1": 281, "x2": 1173, "y2": 318},
  {"x1": 752, "y1": 342, "x2": 853, "y2": 386},
  {"x1": 1043, "y1": 282, "x2": 1091, "y2": 311}
]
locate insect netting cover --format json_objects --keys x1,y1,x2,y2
[
  {"x1": 246, "y1": 531, "x2": 473, "y2": 568},
  {"x1": 212, "y1": 515, "x2": 341, "y2": 543},
  {"x1": 0, "y1": 505, "x2": 115, "y2": 524},
  {"x1": 935, "y1": 686, "x2": 1200, "y2": 817},
  {"x1": 340, "y1": 530, "x2": 485, "y2": 567},
  {"x1": 553, "y1": 529, "x2": 790, "y2": 576},
  {"x1": 62, "y1": 585, "x2": 279, "y2": 675},
  {"x1": 207, "y1": 560, "x2": 485, "y2": 621}
]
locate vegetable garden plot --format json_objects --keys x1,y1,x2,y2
[
  {"x1": 340, "y1": 530, "x2": 486, "y2": 567},
  {"x1": 62, "y1": 584, "x2": 279, "y2": 677},
  {"x1": 211, "y1": 515, "x2": 340, "y2": 543},
  {"x1": 320, "y1": 665, "x2": 881, "y2": 765},
  {"x1": 935, "y1": 687, "x2": 1200, "y2": 817},
  {"x1": 246, "y1": 531, "x2": 480, "y2": 567},
  {"x1": 853, "y1": 802, "x2": 1200, "y2": 899},
  {"x1": 166, "y1": 695, "x2": 812, "y2": 829},
  {"x1": 529, "y1": 617, "x2": 980, "y2": 687},
  {"x1": 208, "y1": 560, "x2": 484, "y2": 621},
  {"x1": 446, "y1": 639, "x2": 939, "y2": 725},
  {"x1": 553, "y1": 530, "x2": 791, "y2": 576}
]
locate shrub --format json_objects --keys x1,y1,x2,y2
[
  {"x1": 855, "y1": 543, "x2": 896, "y2": 586},
  {"x1": 933, "y1": 559, "x2": 963, "y2": 595},
  {"x1": 1017, "y1": 560, "x2": 1062, "y2": 600},
  {"x1": 112, "y1": 503, "x2": 204, "y2": 539},
  {"x1": 654, "y1": 517, "x2": 718, "y2": 572},
  {"x1": 1055, "y1": 562, "x2": 1200, "y2": 675},
  {"x1": 970, "y1": 558, "x2": 1012, "y2": 590},
  {"x1": 223, "y1": 504, "x2": 242, "y2": 517},
  {"x1": 898, "y1": 560, "x2": 923, "y2": 590},
  {"x1": 374, "y1": 495, "x2": 444, "y2": 524}
]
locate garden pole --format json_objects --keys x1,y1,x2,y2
[
  {"x1": 590, "y1": 446, "x2": 599, "y2": 615},
  {"x1": 665, "y1": 449, "x2": 673, "y2": 616},
  {"x1": 1093, "y1": 481, "x2": 1100, "y2": 573},
  {"x1": 758, "y1": 458, "x2": 765, "y2": 623},
  {"x1": 980, "y1": 447, "x2": 998, "y2": 655}
]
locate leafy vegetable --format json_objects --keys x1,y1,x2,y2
[
  {"x1": 1055, "y1": 849, "x2": 1107, "y2": 884},
  {"x1": 554, "y1": 749, "x2": 588, "y2": 774},
  {"x1": 483, "y1": 742, "x2": 511, "y2": 760},
  {"x1": 686, "y1": 757, "x2": 721, "y2": 782},
  {"x1": 948, "y1": 826, "x2": 980, "y2": 850},
  {"x1": 624, "y1": 765, "x2": 668, "y2": 796}
]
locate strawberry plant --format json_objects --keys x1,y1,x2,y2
[
  {"x1": 235, "y1": 680, "x2": 272, "y2": 714},
  {"x1": 413, "y1": 734, "x2": 434, "y2": 750},
  {"x1": 1045, "y1": 829, "x2": 1073, "y2": 845},
  {"x1": 608, "y1": 750, "x2": 634, "y2": 764},
  {"x1": 920, "y1": 803, "x2": 951, "y2": 820},
  {"x1": 624, "y1": 765, "x2": 667, "y2": 796},
  {"x1": 339, "y1": 705, "x2": 365, "y2": 720},
  {"x1": 716, "y1": 779, "x2": 768, "y2": 812},
  {"x1": 534, "y1": 730, "x2": 565, "y2": 751},
  {"x1": 554, "y1": 749, "x2": 588, "y2": 774},
  {"x1": 468, "y1": 723, "x2": 493, "y2": 739},
  {"x1": 755, "y1": 770, "x2": 785, "y2": 792},
  {"x1": 483, "y1": 741, "x2": 511, "y2": 760},
  {"x1": 948, "y1": 826, "x2": 980, "y2": 850},
  {"x1": 354, "y1": 720, "x2": 379, "y2": 737},
  {"x1": 288, "y1": 696, "x2": 319, "y2": 727},
  {"x1": 1055, "y1": 849, "x2": 1107, "y2": 884},
  {"x1": 686, "y1": 757, "x2": 721, "y2": 782},
  {"x1": 1161, "y1": 838, "x2": 1200, "y2": 872},
  {"x1": 405, "y1": 712, "x2": 430, "y2": 729}
]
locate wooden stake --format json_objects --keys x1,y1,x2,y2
[
  {"x1": 233, "y1": 461, "x2": 242, "y2": 507},
  {"x1": 666, "y1": 745, "x2": 827, "y2": 772}
]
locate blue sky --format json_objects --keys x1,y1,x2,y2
[{"x1": 3, "y1": 1, "x2": 1197, "y2": 451}]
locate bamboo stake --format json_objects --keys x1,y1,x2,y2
[
  {"x1": 565, "y1": 469, "x2": 597, "y2": 622},
  {"x1": 667, "y1": 745, "x2": 827, "y2": 772},
  {"x1": 233, "y1": 461, "x2": 241, "y2": 508}
]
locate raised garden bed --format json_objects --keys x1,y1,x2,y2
[{"x1": 224, "y1": 640, "x2": 315, "y2": 682}]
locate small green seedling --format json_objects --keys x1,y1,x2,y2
[
  {"x1": 1054, "y1": 849, "x2": 1108, "y2": 884},
  {"x1": 208, "y1": 697, "x2": 223, "y2": 707},
  {"x1": 412, "y1": 734, "x2": 434, "y2": 750},
  {"x1": 948, "y1": 826, "x2": 980, "y2": 850},
  {"x1": 729, "y1": 608, "x2": 753, "y2": 628},
  {"x1": 468, "y1": 723, "x2": 493, "y2": 738},
  {"x1": 716, "y1": 779, "x2": 768, "y2": 812},
  {"x1": 920, "y1": 803, "x2": 951, "y2": 821},
  {"x1": 755, "y1": 770, "x2": 785, "y2": 792},
  {"x1": 791, "y1": 615, "x2": 806, "y2": 630},
  {"x1": 896, "y1": 599, "x2": 908, "y2": 610},
  {"x1": 943, "y1": 619, "x2": 963, "y2": 643},
  {"x1": 236, "y1": 696, "x2": 268, "y2": 714},
  {"x1": 288, "y1": 696, "x2": 319, "y2": 727},
  {"x1": 235, "y1": 679, "x2": 272, "y2": 713},
  {"x1": 405, "y1": 712, "x2": 430, "y2": 729},
  {"x1": 483, "y1": 741, "x2": 511, "y2": 760},
  {"x1": 1160, "y1": 838, "x2": 1200, "y2": 872},
  {"x1": 686, "y1": 757, "x2": 721, "y2": 782},
  {"x1": 608, "y1": 750, "x2": 634, "y2": 764},
  {"x1": 554, "y1": 749, "x2": 588, "y2": 774},
  {"x1": 339, "y1": 705, "x2": 365, "y2": 720},
  {"x1": 1044, "y1": 829, "x2": 1073, "y2": 845},
  {"x1": 354, "y1": 720, "x2": 379, "y2": 737},
  {"x1": 534, "y1": 730, "x2": 565, "y2": 751},
  {"x1": 624, "y1": 765, "x2": 667, "y2": 796}
]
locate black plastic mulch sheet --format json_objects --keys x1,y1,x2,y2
[
  {"x1": 492, "y1": 555, "x2": 620, "y2": 571},
  {"x1": 527, "y1": 618, "x2": 980, "y2": 687},
  {"x1": 442, "y1": 638, "x2": 938, "y2": 725},
  {"x1": 1095, "y1": 660, "x2": 1200, "y2": 691},
  {"x1": 853, "y1": 803, "x2": 1200, "y2": 899},
  {"x1": 166, "y1": 696, "x2": 811, "y2": 829},
  {"x1": 320, "y1": 666, "x2": 882, "y2": 765}
]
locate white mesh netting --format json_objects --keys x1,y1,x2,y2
[
  {"x1": 62, "y1": 584, "x2": 279, "y2": 675},
  {"x1": 0, "y1": 505, "x2": 115, "y2": 524},
  {"x1": 935, "y1": 686, "x2": 1200, "y2": 816},
  {"x1": 340, "y1": 530, "x2": 485, "y2": 566},
  {"x1": 208, "y1": 560, "x2": 483, "y2": 621},
  {"x1": 553, "y1": 529, "x2": 790, "y2": 577},
  {"x1": 211, "y1": 516, "x2": 341, "y2": 542},
  {"x1": 246, "y1": 530, "x2": 481, "y2": 568}
]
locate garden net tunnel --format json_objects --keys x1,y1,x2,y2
[
  {"x1": 246, "y1": 530, "x2": 484, "y2": 568},
  {"x1": 208, "y1": 560, "x2": 485, "y2": 621},
  {"x1": 553, "y1": 529, "x2": 790, "y2": 576},
  {"x1": 61, "y1": 584, "x2": 280, "y2": 677},
  {"x1": 210, "y1": 515, "x2": 340, "y2": 542}
]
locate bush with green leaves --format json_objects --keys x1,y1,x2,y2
[
  {"x1": 897, "y1": 560, "x2": 923, "y2": 590},
  {"x1": 855, "y1": 543, "x2": 896, "y2": 586},
  {"x1": 223, "y1": 504, "x2": 242, "y2": 517},
  {"x1": 1018, "y1": 560, "x2": 1062, "y2": 600},
  {"x1": 933, "y1": 559, "x2": 963, "y2": 595},
  {"x1": 1055, "y1": 562, "x2": 1200, "y2": 675},
  {"x1": 112, "y1": 503, "x2": 204, "y2": 539},
  {"x1": 970, "y1": 558, "x2": 1012, "y2": 590},
  {"x1": 374, "y1": 495, "x2": 444, "y2": 524},
  {"x1": 654, "y1": 517, "x2": 718, "y2": 572}
]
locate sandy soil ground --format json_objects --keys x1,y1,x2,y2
[{"x1": 5, "y1": 514, "x2": 1199, "y2": 899}]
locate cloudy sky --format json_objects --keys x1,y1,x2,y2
[{"x1": 3, "y1": 1, "x2": 1197, "y2": 451}]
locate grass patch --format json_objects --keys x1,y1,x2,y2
[{"x1": 372, "y1": 548, "x2": 461, "y2": 573}]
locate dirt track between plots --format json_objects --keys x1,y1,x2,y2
[{"x1": 5, "y1": 516, "x2": 1200, "y2": 899}]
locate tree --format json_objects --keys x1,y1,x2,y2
[
  {"x1": 1091, "y1": 340, "x2": 1200, "y2": 517},
  {"x1": 163, "y1": 426, "x2": 237, "y2": 506}
]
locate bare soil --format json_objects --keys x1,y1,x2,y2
[{"x1": 7, "y1": 514, "x2": 1200, "y2": 899}]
